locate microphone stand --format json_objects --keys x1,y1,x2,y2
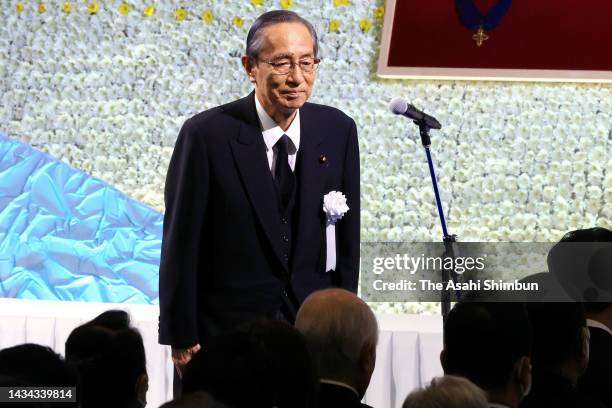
[{"x1": 415, "y1": 120, "x2": 458, "y2": 323}]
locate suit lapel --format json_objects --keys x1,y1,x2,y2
[
  {"x1": 229, "y1": 93, "x2": 287, "y2": 272},
  {"x1": 294, "y1": 104, "x2": 327, "y2": 259}
]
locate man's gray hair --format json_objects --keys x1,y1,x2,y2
[
  {"x1": 295, "y1": 289, "x2": 378, "y2": 379},
  {"x1": 246, "y1": 10, "x2": 319, "y2": 59},
  {"x1": 402, "y1": 376, "x2": 489, "y2": 408}
]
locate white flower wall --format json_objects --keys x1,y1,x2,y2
[{"x1": 0, "y1": 0, "x2": 610, "y2": 313}]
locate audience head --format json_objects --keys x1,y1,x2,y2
[
  {"x1": 243, "y1": 319, "x2": 318, "y2": 407},
  {"x1": 182, "y1": 330, "x2": 274, "y2": 407},
  {"x1": 65, "y1": 310, "x2": 148, "y2": 408},
  {"x1": 556, "y1": 227, "x2": 612, "y2": 243},
  {"x1": 182, "y1": 319, "x2": 316, "y2": 408},
  {"x1": 548, "y1": 227, "x2": 612, "y2": 303},
  {"x1": 441, "y1": 301, "x2": 532, "y2": 407},
  {"x1": 0, "y1": 343, "x2": 78, "y2": 386},
  {"x1": 295, "y1": 288, "x2": 378, "y2": 398},
  {"x1": 0, "y1": 344, "x2": 78, "y2": 407},
  {"x1": 0, "y1": 376, "x2": 49, "y2": 408},
  {"x1": 89, "y1": 309, "x2": 132, "y2": 330},
  {"x1": 402, "y1": 375, "x2": 488, "y2": 408},
  {"x1": 159, "y1": 391, "x2": 229, "y2": 408},
  {"x1": 65, "y1": 309, "x2": 131, "y2": 361},
  {"x1": 526, "y1": 302, "x2": 589, "y2": 379},
  {"x1": 583, "y1": 245, "x2": 612, "y2": 322}
]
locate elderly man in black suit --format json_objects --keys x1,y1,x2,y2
[{"x1": 158, "y1": 9, "x2": 360, "y2": 378}]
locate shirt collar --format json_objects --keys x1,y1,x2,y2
[
  {"x1": 319, "y1": 379, "x2": 360, "y2": 398},
  {"x1": 587, "y1": 318, "x2": 612, "y2": 336},
  {"x1": 255, "y1": 93, "x2": 300, "y2": 153}
]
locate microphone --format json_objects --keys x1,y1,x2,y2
[{"x1": 389, "y1": 97, "x2": 442, "y2": 130}]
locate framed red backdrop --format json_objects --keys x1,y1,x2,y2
[{"x1": 377, "y1": 0, "x2": 612, "y2": 82}]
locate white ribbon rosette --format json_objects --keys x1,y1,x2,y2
[{"x1": 322, "y1": 191, "x2": 349, "y2": 272}]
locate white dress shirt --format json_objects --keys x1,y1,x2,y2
[{"x1": 255, "y1": 94, "x2": 300, "y2": 177}]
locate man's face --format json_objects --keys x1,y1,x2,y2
[{"x1": 245, "y1": 22, "x2": 316, "y2": 116}]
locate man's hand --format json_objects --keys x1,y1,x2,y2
[{"x1": 171, "y1": 343, "x2": 201, "y2": 378}]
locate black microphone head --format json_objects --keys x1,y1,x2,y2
[{"x1": 389, "y1": 97, "x2": 408, "y2": 115}]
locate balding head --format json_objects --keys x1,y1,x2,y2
[{"x1": 295, "y1": 289, "x2": 378, "y2": 397}]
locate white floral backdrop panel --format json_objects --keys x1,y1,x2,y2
[{"x1": 0, "y1": 0, "x2": 610, "y2": 313}]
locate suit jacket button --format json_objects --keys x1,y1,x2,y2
[
  {"x1": 282, "y1": 235, "x2": 289, "y2": 242},
  {"x1": 280, "y1": 216, "x2": 288, "y2": 224},
  {"x1": 283, "y1": 253, "x2": 289, "y2": 261}
]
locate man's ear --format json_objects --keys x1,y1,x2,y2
[
  {"x1": 241, "y1": 56, "x2": 256, "y2": 83},
  {"x1": 135, "y1": 373, "x2": 148, "y2": 407},
  {"x1": 359, "y1": 341, "x2": 376, "y2": 375},
  {"x1": 580, "y1": 326, "x2": 590, "y2": 371},
  {"x1": 513, "y1": 356, "x2": 531, "y2": 396},
  {"x1": 440, "y1": 349, "x2": 448, "y2": 373}
]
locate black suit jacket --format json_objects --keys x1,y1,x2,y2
[
  {"x1": 318, "y1": 383, "x2": 373, "y2": 408},
  {"x1": 520, "y1": 370, "x2": 605, "y2": 408},
  {"x1": 577, "y1": 326, "x2": 612, "y2": 407},
  {"x1": 158, "y1": 92, "x2": 360, "y2": 347}
]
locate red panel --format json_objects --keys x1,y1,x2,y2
[{"x1": 387, "y1": 0, "x2": 612, "y2": 71}]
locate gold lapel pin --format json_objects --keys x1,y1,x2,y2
[{"x1": 319, "y1": 154, "x2": 328, "y2": 164}]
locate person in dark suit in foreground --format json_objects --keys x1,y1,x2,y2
[
  {"x1": 0, "y1": 344, "x2": 78, "y2": 408},
  {"x1": 548, "y1": 227, "x2": 612, "y2": 407},
  {"x1": 521, "y1": 302, "x2": 603, "y2": 408},
  {"x1": 295, "y1": 288, "x2": 377, "y2": 408},
  {"x1": 158, "y1": 9, "x2": 360, "y2": 380},
  {"x1": 181, "y1": 320, "x2": 317, "y2": 408},
  {"x1": 441, "y1": 301, "x2": 533, "y2": 408},
  {"x1": 65, "y1": 310, "x2": 148, "y2": 408},
  {"x1": 578, "y1": 302, "x2": 612, "y2": 408}
]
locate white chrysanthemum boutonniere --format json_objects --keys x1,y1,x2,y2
[
  {"x1": 323, "y1": 191, "x2": 349, "y2": 223},
  {"x1": 322, "y1": 191, "x2": 349, "y2": 272}
]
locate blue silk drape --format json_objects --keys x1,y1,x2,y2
[{"x1": 0, "y1": 134, "x2": 162, "y2": 304}]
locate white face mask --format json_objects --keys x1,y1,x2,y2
[
  {"x1": 519, "y1": 362, "x2": 532, "y2": 398},
  {"x1": 521, "y1": 374, "x2": 532, "y2": 397}
]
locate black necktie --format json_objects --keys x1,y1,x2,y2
[{"x1": 274, "y1": 134, "x2": 295, "y2": 213}]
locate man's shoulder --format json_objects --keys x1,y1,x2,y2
[
  {"x1": 174, "y1": 103, "x2": 245, "y2": 149},
  {"x1": 184, "y1": 99, "x2": 246, "y2": 130},
  {"x1": 302, "y1": 101, "x2": 355, "y2": 126},
  {"x1": 318, "y1": 382, "x2": 365, "y2": 408}
]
